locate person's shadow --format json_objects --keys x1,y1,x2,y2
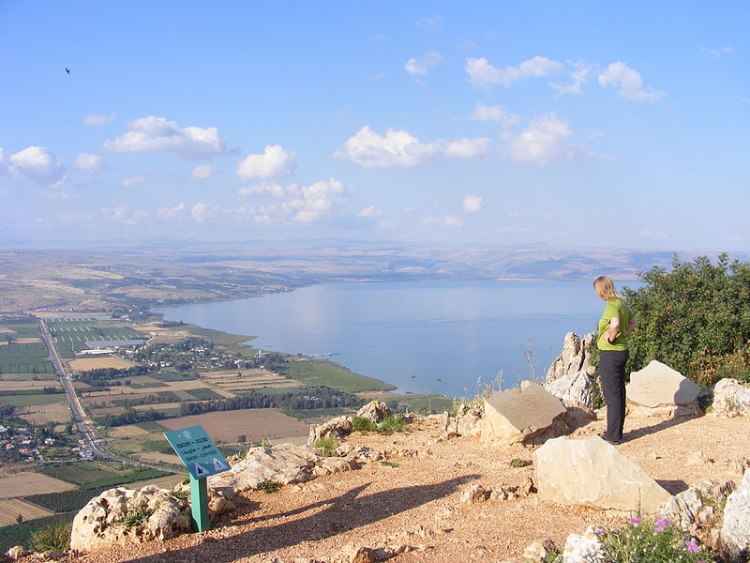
[{"x1": 130, "y1": 474, "x2": 479, "y2": 562}]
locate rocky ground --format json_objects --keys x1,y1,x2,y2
[{"x1": 35, "y1": 406, "x2": 750, "y2": 563}]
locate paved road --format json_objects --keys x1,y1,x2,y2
[{"x1": 38, "y1": 319, "x2": 179, "y2": 473}]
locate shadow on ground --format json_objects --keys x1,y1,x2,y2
[{"x1": 131, "y1": 474, "x2": 479, "y2": 562}]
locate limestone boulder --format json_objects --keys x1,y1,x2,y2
[
  {"x1": 712, "y1": 378, "x2": 750, "y2": 417},
  {"x1": 544, "y1": 332, "x2": 598, "y2": 410},
  {"x1": 482, "y1": 382, "x2": 566, "y2": 444},
  {"x1": 533, "y1": 436, "x2": 672, "y2": 512},
  {"x1": 70, "y1": 485, "x2": 190, "y2": 552},
  {"x1": 721, "y1": 468, "x2": 750, "y2": 563},
  {"x1": 657, "y1": 478, "x2": 735, "y2": 551},
  {"x1": 626, "y1": 360, "x2": 702, "y2": 407},
  {"x1": 209, "y1": 443, "x2": 354, "y2": 492},
  {"x1": 356, "y1": 400, "x2": 391, "y2": 423},
  {"x1": 308, "y1": 415, "x2": 353, "y2": 445},
  {"x1": 439, "y1": 402, "x2": 483, "y2": 439},
  {"x1": 561, "y1": 525, "x2": 606, "y2": 563}
]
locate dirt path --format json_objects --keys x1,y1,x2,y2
[{"x1": 59, "y1": 411, "x2": 750, "y2": 562}]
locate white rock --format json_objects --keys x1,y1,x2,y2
[
  {"x1": 534, "y1": 436, "x2": 672, "y2": 512},
  {"x1": 561, "y1": 525, "x2": 606, "y2": 563},
  {"x1": 482, "y1": 383, "x2": 566, "y2": 444},
  {"x1": 545, "y1": 332, "x2": 598, "y2": 410},
  {"x1": 626, "y1": 360, "x2": 702, "y2": 407},
  {"x1": 721, "y1": 468, "x2": 750, "y2": 562},
  {"x1": 712, "y1": 378, "x2": 750, "y2": 417}
]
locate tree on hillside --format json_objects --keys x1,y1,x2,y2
[{"x1": 623, "y1": 253, "x2": 750, "y2": 385}]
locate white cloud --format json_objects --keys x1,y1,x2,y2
[
  {"x1": 103, "y1": 116, "x2": 226, "y2": 158},
  {"x1": 416, "y1": 16, "x2": 442, "y2": 29},
  {"x1": 405, "y1": 51, "x2": 444, "y2": 75},
  {"x1": 84, "y1": 113, "x2": 117, "y2": 127},
  {"x1": 238, "y1": 183, "x2": 287, "y2": 198},
  {"x1": 191, "y1": 202, "x2": 210, "y2": 223},
  {"x1": 598, "y1": 62, "x2": 664, "y2": 103},
  {"x1": 237, "y1": 145, "x2": 296, "y2": 180},
  {"x1": 235, "y1": 178, "x2": 346, "y2": 225},
  {"x1": 122, "y1": 175, "x2": 146, "y2": 188},
  {"x1": 508, "y1": 113, "x2": 585, "y2": 166},
  {"x1": 701, "y1": 45, "x2": 734, "y2": 58},
  {"x1": 101, "y1": 206, "x2": 148, "y2": 225},
  {"x1": 73, "y1": 153, "x2": 103, "y2": 170},
  {"x1": 468, "y1": 104, "x2": 520, "y2": 128},
  {"x1": 638, "y1": 230, "x2": 668, "y2": 241},
  {"x1": 463, "y1": 195, "x2": 485, "y2": 213},
  {"x1": 8, "y1": 146, "x2": 65, "y2": 184},
  {"x1": 551, "y1": 60, "x2": 592, "y2": 95},
  {"x1": 339, "y1": 126, "x2": 489, "y2": 168},
  {"x1": 466, "y1": 56, "x2": 563, "y2": 87},
  {"x1": 157, "y1": 202, "x2": 186, "y2": 220},
  {"x1": 191, "y1": 164, "x2": 217, "y2": 180},
  {"x1": 357, "y1": 204, "x2": 382, "y2": 218},
  {"x1": 424, "y1": 214, "x2": 463, "y2": 228}
]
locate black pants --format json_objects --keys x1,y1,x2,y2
[{"x1": 599, "y1": 349, "x2": 629, "y2": 441}]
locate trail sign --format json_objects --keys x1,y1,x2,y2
[
  {"x1": 164, "y1": 425, "x2": 230, "y2": 480},
  {"x1": 164, "y1": 425, "x2": 231, "y2": 533}
]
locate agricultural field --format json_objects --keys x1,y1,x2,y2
[
  {"x1": 0, "y1": 499, "x2": 53, "y2": 526},
  {"x1": 158, "y1": 408, "x2": 310, "y2": 444},
  {"x1": 45, "y1": 317, "x2": 145, "y2": 359},
  {"x1": 0, "y1": 473, "x2": 76, "y2": 499},
  {"x1": 0, "y1": 318, "x2": 53, "y2": 376},
  {"x1": 68, "y1": 357, "x2": 135, "y2": 371},
  {"x1": 16, "y1": 400, "x2": 72, "y2": 425}
]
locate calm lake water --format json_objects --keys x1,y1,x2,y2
[{"x1": 153, "y1": 280, "x2": 615, "y2": 398}]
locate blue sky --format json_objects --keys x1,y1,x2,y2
[{"x1": 1, "y1": 1, "x2": 748, "y2": 251}]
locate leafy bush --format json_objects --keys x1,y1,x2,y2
[
  {"x1": 121, "y1": 507, "x2": 153, "y2": 528},
  {"x1": 256, "y1": 480, "x2": 281, "y2": 494},
  {"x1": 29, "y1": 522, "x2": 71, "y2": 552},
  {"x1": 377, "y1": 415, "x2": 406, "y2": 435},
  {"x1": 509, "y1": 458, "x2": 530, "y2": 468},
  {"x1": 350, "y1": 415, "x2": 377, "y2": 433},
  {"x1": 600, "y1": 517, "x2": 712, "y2": 562},
  {"x1": 624, "y1": 254, "x2": 750, "y2": 385},
  {"x1": 313, "y1": 437, "x2": 338, "y2": 457}
]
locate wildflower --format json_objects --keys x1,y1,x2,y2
[
  {"x1": 654, "y1": 517, "x2": 670, "y2": 532},
  {"x1": 629, "y1": 517, "x2": 642, "y2": 525},
  {"x1": 684, "y1": 539, "x2": 699, "y2": 553}
]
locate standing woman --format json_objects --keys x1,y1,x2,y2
[{"x1": 594, "y1": 276, "x2": 635, "y2": 444}]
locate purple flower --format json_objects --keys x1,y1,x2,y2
[
  {"x1": 629, "y1": 517, "x2": 642, "y2": 525},
  {"x1": 655, "y1": 517, "x2": 670, "y2": 532},
  {"x1": 684, "y1": 539, "x2": 699, "y2": 553}
]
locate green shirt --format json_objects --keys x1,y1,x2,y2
[{"x1": 597, "y1": 299, "x2": 633, "y2": 351}]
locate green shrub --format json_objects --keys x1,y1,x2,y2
[
  {"x1": 377, "y1": 415, "x2": 406, "y2": 435},
  {"x1": 29, "y1": 522, "x2": 71, "y2": 552},
  {"x1": 256, "y1": 480, "x2": 281, "y2": 494},
  {"x1": 600, "y1": 517, "x2": 712, "y2": 562},
  {"x1": 351, "y1": 416, "x2": 377, "y2": 433},
  {"x1": 313, "y1": 436, "x2": 338, "y2": 457},
  {"x1": 121, "y1": 506, "x2": 153, "y2": 528},
  {"x1": 380, "y1": 461, "x2": 398, "y2": 468},
  {"x1": 509, "y1": 458, "x2": 530, "y2": 468},
  {"x1": 624, "y1": 254, "x2": 750, "y2": 386}
]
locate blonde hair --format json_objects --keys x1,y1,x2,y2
[{"x1": 593, "y1": 275, "x2": 621, "y2": 301}]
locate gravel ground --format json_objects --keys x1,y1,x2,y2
[{"x1": 36, "y1": 410, "x2": 750, "y2": 563}]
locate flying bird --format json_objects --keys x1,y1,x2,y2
[{"x1": 65, "y1": 68, "x2": 71, "y2": 75}]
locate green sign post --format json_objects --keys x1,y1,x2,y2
[{"x1": 164, "y1": 425, "x2": 230, "y2": 532}]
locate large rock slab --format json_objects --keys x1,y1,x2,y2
[
  {"x1": 482, "y1": 382, "x2": 566, "y2": 444},
  {"x1": 70, "y1": 485, "x2": 190, "y2": 552},
  {"x1": 534, "y1": 436, "x2": 672, "y2": 512},
  {"x1": 712, "y1": 378, "x2": 750, "y2": 417},
  {"x1": 626, "y1": 360, "x2": 701, "y2": 407},
  {"x1": 721, "y1": 468, "x2": 750, "y2": 563}
]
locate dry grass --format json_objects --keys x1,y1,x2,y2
[
  {"x1": 0, "y1": 381, "x2": 62, "y2": 391},
  {"x1": 68, "y1": 357, "x2": 135, "y2": 371},
  {"x1": 0, "y1": 473, "x2": 76, "y2": 499},
  {"x1": 0, "y1": 499, "x2": 54, "y2": 526},
  {"x1": 17, "y1": 402, "x2": 72, "y2": 424},
  {"x1": 107, "y1": 425, "x2": 149, "y2": 438},
  {"x1": 158, "y1": 409, "x2": 309, "y2": 443},
  {"x1": 135, "y1": 452, "x2": 181, "y2": 465}
]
